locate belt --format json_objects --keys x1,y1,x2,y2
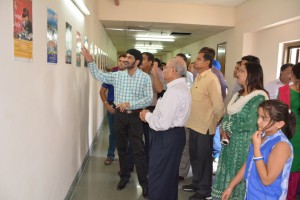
[
  {"x1": 146, "y1": 106, "x2": 155, "y2": 112},
  {"x1": 108, "y1": 102, "x2": 116, "y2": 109},
  {"x1": 118, "y1": 108, "x2": 143, "y2": 114}
]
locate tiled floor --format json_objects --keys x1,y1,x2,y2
[
  {"x1": 70, "y1": 120, "x2": 300, "y2": 200},
  {"x1": 70, "y1": 120, "x2": 192, "y2": 200}
]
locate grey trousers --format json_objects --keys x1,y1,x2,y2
[{"x1": 179, "y1": 127, "x2": 191, "y2": 177}]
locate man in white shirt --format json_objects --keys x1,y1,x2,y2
[
  {"x1": 140, "y1": 52, "x2": 164, "y2": 164},
  {"x1": 176, "y1": 53, "x2": 194, "y2": 88},
  {"x1": 265, "y1": 63, "x2": 294, "y2": 99},
  {"x1": 140, "y1": 57, "x2": 191, "y2": 200}
]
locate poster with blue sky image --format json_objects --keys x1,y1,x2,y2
[{"x1": 47, "y1": 8, "x2": 58, "y2": 64}]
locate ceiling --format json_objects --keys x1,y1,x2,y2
[
  {"x1": 101, "y1": 0, "x2": 247, "y2": 56},
  {"x1": 137, "y1": 0, "x2": 247, "y2": 6}
]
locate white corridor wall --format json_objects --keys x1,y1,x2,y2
[{"x1": 0, "y1": 0, "x2": 116, "y2": 199}]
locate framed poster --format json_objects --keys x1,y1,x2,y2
[
  {"x1": 97, "y1": 48, "x2": 101, "y2": 69},
  {"x1": 65, "y1": 22, "x2": 72, "y2": 64},
  {"x1": 94, "y1": 44, "x2": 98, "y2": 67},
  {"x1": 76, "y1": 31, "x2": 81, "y2": 67},
  {"x1": 84, "y1": 36, "x2": 88, "y2": 67},
  {"x1": 47, "y1": 8, "x2": 58, "y2": 64},
  {"x1": 13, "y1": 0, "x2": 33, "y2": 61}
]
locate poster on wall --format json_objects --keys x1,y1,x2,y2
[
  {"x1": 88, "y1": 42, "x2": 94, "y2": 67},
  {"x1": 89, "y1": 42, "x2": 94, "y2": 55},
  {"x1": 97, "y1": 48, "x2": 101, "y2": 70},
  {"x1": 13, "y1": 0, "x2": 33, "y2": 61},
  {"x1": 105, "y1": 54, "x2": 108, "y2": 70},
  {"x1": 102, "y1": 51, "x2": 106, "y2": 70},
  {"x1": 65, "y1": 22, "x2": 72, "y2": 64},
  {"x1": 47, "y1": 8, "x2": 58, "y2": 64},
  {"x1": 84, "y1": 36, "x2": 88, "y2": 67},
  {"x1": 101, "y1": 51, "x2": 105, "y2": 70},
  {"x1": 94, "y1": 44, "x2": 98, "y2": 67},
  {"x1": 98, "y1": 49, "x2": 102, "y2": 70},
  {"x1": 76, "y1": 31, "x2": 81, "y2": 67}
]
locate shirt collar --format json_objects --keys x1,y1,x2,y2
[
  {"x1": 127, "y1": 67, "x2": 141, "y2": 77},
  {"x1": 167, "y1": 77, "x2": 186, "y2": 88},
  {"x1": 197, "y1": 69, "x2": 212, "y2": 79},
  {"x1": 265, "y1": 129, "x2": 283, "y2": 139},
  {"x1": 261, "y1": 130, "x2": 284, "y2": 148}
]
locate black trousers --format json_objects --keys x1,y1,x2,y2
[
  {"x1": 189, "y1": 128, "x2": 214, "y2": 196},
  {"x1": 142, "y1": 106, "x2": 155, "y2": 164},
  {"x1": 115, "y1": 110, "x2": 148, "y2": 189},
  {"x1": 149, "y1": 127, "x2": 185, "y2": 200}
]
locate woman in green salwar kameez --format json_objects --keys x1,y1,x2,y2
[{"x1": 212, "y1": 62, "x2": 269, "y2": 199}]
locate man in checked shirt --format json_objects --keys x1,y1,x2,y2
[{"x1": 81, "y1": 47, "x2": 153, "y2": 199}]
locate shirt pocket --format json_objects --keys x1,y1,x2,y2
[{"x1": 191, "y1": 86, "x2": 208, "y2": 102}]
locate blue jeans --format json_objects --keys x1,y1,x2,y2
[
  {"x1": 212, "y1": 125, "x2": 221, "y2": 159},
  {"x1": 107, "y1": 111, "x2": 116, "y2": 159}
]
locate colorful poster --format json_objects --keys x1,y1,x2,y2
[
  {"x1": 94, "y1": 45, "x2": 98, "y2": 67},
  {"x1": 76, "y1": 31, "x2": 81, "y2": 67},
  {"x1": 13, "y1": 0, "x2": 33, "y2": 61},
  {"x1": 101, "y1": 51, "x2": 104, "y2": 70},
  {"x1": 89, "y1": 42, "x2": 94, "y2": 55},
  {"x1": 84, "y1": 36, "x2": 88, "y2": 67},
  {"x1": 65, "y1": 22, "x2": 72, "y2": 64},
  {"x1": 47, "y1": 8, "x2": 58, "y2": 64},
  {"x1": 97, "y1": 48, "x2": 101, "y2": 69},
  {"x1": 98, "y1": 49, "x2": 102, "y2": 69},
  {"x1": 102, "y1": 52, "x2": 107, "y2": 70}
]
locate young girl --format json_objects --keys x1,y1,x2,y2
[
  {"x1": 212, "y1": 61, "x2": 269, "y2": 199},
  {"x1": 222, "y1": 99, "x2": 295, "y2": 200}
]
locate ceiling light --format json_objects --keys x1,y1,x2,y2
[
  {"x1": 136, "y1": 35, "x2": 175, "y2": 42},
  {"x1": 136, "y1": 37, "x2": 174, "y2": 42},
  {"x1": 105, "y1": 28, "x2": 125, "y2": 31},
  {"x1": 105, "y1": 26, "x2": 149, "y2": 32},
  {"x1": 134, "y1": 45, "x2": 163, "y2": 50},
  {"x1": 105, "y1": 28, "x2": 146, "y2": 32},
  {"x1": 135, "y1": 47, "x2": 162, "y2": 50},
  {"x1": 71, "y1": 0, "x2": 90, "y2": 16}
]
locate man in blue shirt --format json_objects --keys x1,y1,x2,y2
[
  {"x1": 100, "y1": 54, "x2": 126, "y2": 165},
  {"x1": 81, "y1": 47, "x2": 152, "y2": 199}
]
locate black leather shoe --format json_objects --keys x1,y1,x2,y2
[
  {"x1": 142, "y1": 187, "x2": 148, "y2": 199},
  {"x1": 189, "y1": 192, "x2": 212, "y2": 200},
  {"x1": 182, "y1": 184, "x2": 197, "y2": 192},
  {"x1": 117, "y1": 179, "x2": 129, "y2": 190}
]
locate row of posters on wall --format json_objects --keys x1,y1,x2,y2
[{"x1": 13, "y1": 0, "x2": 109, "y2": 70}]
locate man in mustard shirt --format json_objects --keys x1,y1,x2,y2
[{"x1": 182, "y1": 47, "x2": 225, "y2": 200}]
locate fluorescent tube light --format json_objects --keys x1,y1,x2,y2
[
  {"x1": 136, "y1": 35, "x2": 174, "y2": 42},
  {"x1": 134, "y1": 45, "x2": 163, "y2": 50},
  {"x1": 136, "y1": 37, "x2": 174, "y2": 42},
  {"x1": 105, "y1": 26, "x2": 149, "y2": 32},
  {"x1": 72, "y1": 0, "x2": 90, "y2": 16}
]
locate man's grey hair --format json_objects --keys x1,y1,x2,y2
[{"x1": 169, "y1": 57, "x2": 187, "y2": 77}]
